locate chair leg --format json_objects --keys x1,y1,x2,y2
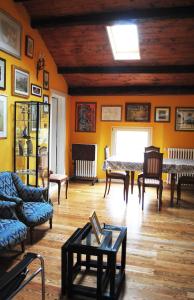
[
  {"x1": 107, "y1": 178, "x2": 111, "y2": 195},
  {"x1": 138, "y1": 180, "x2": 141, "y2": 203},
  {"x1": 65, "y1": 179, "x2": 69, "y2": 199},
  {"x1": 142, "y1": 185, "x2": 145, "y2": 210},
  {"x1": 21, "y1": 241, "x2": 25, "y2": 253},
  {"x1": 57, "y1": 182, "x2": 61, "y2": 205},
  {"x1": 104, "y1": 176, "x2": 109, "y2": 198},
  {"x1": 177, "y1": 183, "x2": 181, "y2": 205},
  {"x1": 49, "y1": 218, "x2": 52, "y2": 229},
  {"x1": 158, "y1": 186, "x2": 163, "y2": 211}
]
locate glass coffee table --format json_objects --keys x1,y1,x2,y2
[{"x1": 61, "y1": 222, "x2": 127, "y2": 299}]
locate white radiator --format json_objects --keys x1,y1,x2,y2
[
  {"x1": 167, "y1": 148, "x2": 194, "y2": 183},
  {"x1": 75, "y1": 160, "x2": 97, "y2": 178}
]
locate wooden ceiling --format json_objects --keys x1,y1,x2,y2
[{"x1": 15, "y1": 0, "x2": 194, "y2": 95}]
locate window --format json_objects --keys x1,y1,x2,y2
[
  {"x1": 106, "y1": 24, "x2": 140, "y2": 60},
  {"x1": 112, "y1": 127, "x2": 152, "y2": 160}
]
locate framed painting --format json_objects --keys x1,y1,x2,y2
[
  {"x1": 89, "y1": 211, "x2": 103, "y2": 244},
  {"x1": 75, "y1": 102, "x2": 96, "y2": 132},
  {"x1": 43, "y1": 70, "x2": 49, "y2": 90},
  {"x1": 0, "y1": 57, "x2": 6, "y2": 90},
  {"x1": 175, "y1": 107, "x2": 194, "y2": 131},
  {"x1": 155, "y1": 107, "x2": 171, "y2": 123},
  {"x1": 0, "y1": 10, "x2": 21, "y2": 59},
  {"x1": 0, "y1": 94, "x2": 7, "y2": 139},
  {"x1": 25, "y1": 35, "x2": 34, "y2": 58},
  {"x1": 43, "y1": 94, "x2": 49, "y2": 113},
  {"x1": 31, "y1": 84, "x2": 42, "y2": 97},
  {"x1": 12, "y1": 65, "x2": 30, "y2": 98},
  {"x1": 125, "y1": 103, "x2": 151, "y2": 122},
  {"x1": 101, "y1": 105, "x2": 122, "y2": 121}
]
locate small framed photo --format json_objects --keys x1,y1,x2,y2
[
  {"x1": 125, "y1": 103, "x2": 151, "y2": 122},
  {"x1": 12, "y1": 65, "x2": 30, "y2": 98},
  {"x1": 154, "y1": 107, "x2": 171, "y2": 122},
  {"x1": 0, "y1": 57, "x2": 6, "y2": 90},
  {"x1": 89, "y1": 211, "x2": 103, "y2": 244},
  {"x1": 43, "y1": 70, "x2": 49, "y2": 90},
  {"x1": 43, "y1": 94, "x2": 49, "y2": 113},
  {"x1": 0, "y1": 94, "x2": 7, "y2": 139},
  {"x1": 175, "y1": 107, "x2": 194, "y2": 131},
  {"x1": 101, "y1": 105, "x2": 122, "y2": 121},
  {"x1": 31, "y1": 84, "x2": 42, "y2": 97},
  {"x1": 25, "y1": 35, "x2": 34, "y2": 58},
  {"x1": 0, "y1": 10, "x2": 21, "y2": 59},
  {"x1": 75, "y1": 102, "x2": 96, "y2": 132}
]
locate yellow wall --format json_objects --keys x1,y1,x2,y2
[
  {"x1": 70, "y1": 95, "x2": 194, "y2": 179},
  {"x1": 0, "y1": 0, "x2": 68, "y2": 172}
]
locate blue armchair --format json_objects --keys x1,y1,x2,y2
[
  {"x1": 0, "y1": 172, "x2": 53, "y2": 244},
  {"x1": 0, "y1": 200, "x2": 27, "y2": 252}
]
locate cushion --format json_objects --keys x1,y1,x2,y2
[
  {"x1": 0, "y1": 219, "x2": 27, "y2": 249},
  {"x1": 18, "y1": 202, "x2": 53, "y2": 227}
]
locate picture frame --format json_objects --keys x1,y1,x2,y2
[
  {"x1": 89, "y1": 211, "x2": 103, "y2": 244},
  {"x1": 0, "y1": 57, "x2": 6, "y2": 90},
  {"x1": 12, "y1": 65, "x2": 30, "y2": 98},
  {"x1": 175, "y1": 107, "x2": 194, "y2": 131},
  {"x1": 43, "y1": 70, "x2": 49, "y2": 90},
  {"x1": 154, "y1": 107, "x2": 171, "y2": 123},
  {"x1": 31, "y1": 84, "x2": 42, "y2": 97},
  {"x1": 125, "y1": 103, "x2": 151, "y2": 122},
  {"x1": 75, "y1": 102, "x2": 96, "y2": 132},
  {"x1": 101, "y1": 105, "x2": 122, "y2": 121},
  {"x1": 0, "y1": 10, "x2": 22, "y2": 59},
  {"x1": 0, "y1": 94, "x2": 7, "y2": 139},
  {"x1": 43, "y1": 94, "x2": 49, "y2": 113},
  {"x1": 25, "y1": 35, "x2": 34, "y2": 58}
]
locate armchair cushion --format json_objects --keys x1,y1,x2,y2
[{"x1": 0, "y1": 219, "x2": 27, "y2": 249}]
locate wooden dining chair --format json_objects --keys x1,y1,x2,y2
[
  {"x1": 138, "y1": 151, "x2": 163, "y2": 211},
  {"x1": 177, "y1": 175, "x2": 194, "y2": 205},
  {"x1": 104, "y1": 146, "x2": 129, "y2": 202}
]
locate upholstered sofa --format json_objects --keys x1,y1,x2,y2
[
  {"x1": 0, "y1": 172, "x2": 53, "y2": 244},
  {"x1": 0, "y1": 200, "x2": 27, "y2": 252}
]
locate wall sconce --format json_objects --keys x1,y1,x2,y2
[{"x1": 36, "y1": 53, "x2": 45, "y2": 79}]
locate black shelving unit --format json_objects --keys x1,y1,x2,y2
[{"x1": 14, "y1": 101, "x2": 50, "y2": 188}]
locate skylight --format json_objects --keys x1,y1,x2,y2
[{"x1": 106, "y1": 24, "x2": 140, "y2": 60}]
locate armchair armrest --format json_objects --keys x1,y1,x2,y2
[
  {"x1": 0, "y1": 200, "x2": 20, "y2": 219},
  {"x1": 0, "y1": 193, "x2": 22, "y2": 205}
]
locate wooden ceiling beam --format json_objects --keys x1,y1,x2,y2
[
  {"x1": 30, "y1": 6, "x2": 194, "y2": 28},
  {"x1": 68, "y1": 85, "x2": 194, "y2": 96},
  {"x1": 58, "y1": 65, "x2": 194, "y2": 74}
]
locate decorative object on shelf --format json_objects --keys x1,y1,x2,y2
[
  {"x1": 0, "y1": 94, "x2": 7, "y2": 139},
  {"x1": 0, "y1": 10, "x2": 21, "y2": 59},
  {"x1": 101, "y1": 105, "x2": 122, "y2": 121},
  {"x1": 43, "y1": 70, "x2": 49, "y2": 90},
  {"x1": 89, "y1": 211, "x2": 103, "y2": 244},
  {"x1": 22, "y1": 125, "x2": 28, "y2": 138},
  {"x1": 25, "y1": 35, "x2": 34, "y2": 58},
  {"x1": 18, "y1": 139, "x2": 24, "y2": 156},
  {"x1": 26, "y1": 138, "x2": 33, "y2": 155},
  {"x1": 0, "y1": 57, "x2": 6, "y2": 90},
  {"x1": 31, "y1": 84, "x2": 42, "y2": 97},
  {"x1": 12, "y1": 65, "x2": 30, "y2": 98},
  {"x1": 36, "y1": 53, "x2": 45, "y2": 79},
  {"x1": 43, "y1": 94, "x2": 49, "y2": 113},
  {"x1": 175, "y1": 107, "x2": 194, "y2": 131},
  {"x1": 155, "y1": 107, "x2": 171, "y2": 122},
  {"x1": 75, "y1": 102, "x2": 96, "y2": 132},
  {"x1": 125, "y1": 103, "x2": 151, "y2": 122}
]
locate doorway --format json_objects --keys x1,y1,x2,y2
[{"x1": 50, "y1": 91, "x2": 66, "y2": 174}]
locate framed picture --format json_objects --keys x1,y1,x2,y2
[
  {"x1": 155, "y1": 107, "x2": 171, "y2": 122},
  {"x1": 125, "y1": 103, "x2": 151, "y2": 122},
  {"x1": 43, "y1": 70, "x2": 49, "y2": 90},
  {"x1": 43, "y1": 94, "x2": 49, "y2": 113},
  {"x1": 12, "y1": 65, "x2": 30, "y2": 98},
  {"x1": 101, "y1": 105, "x2": 122, "y2": 121},
  {"x1": 0, "y1": 95, "x2": 7, "y2": 139},
  {"x1": 75, "y1": 102, "x2": 96, "y2": 132},
  {"x1": 175, "y1": 107, "x2": 194, "y2": 131},
  {"x1": 25, "y1": 35, "x2": 34, "y2": 58},
  {"x1": 0, "y1": 57, "x2": 6, "y2": 90},
  {"x1": 89, "y1": 211, "x2": 103, "y2": 244},
  {"x1": 0, "y1": 10, "x2": 21, "y2": 59},
  {"x1": 31, "y1": 84, "x2": 42, "y2": 97}
]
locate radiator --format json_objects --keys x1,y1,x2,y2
[
  {"x1": 167, "y1": 148, "x2": 194, "y2": 183},
  {"x1": 75, "y1": 160, "x2": 97, "y2": 178}
]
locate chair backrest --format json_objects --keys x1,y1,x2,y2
[
  {"x1": 0, "y1": 172, "x2": 18, "y2": 198},
  {"x1": 104, "y1": 146, "x2": 110, "y2": 160},
  {"x1": 143, "y1": 151, "x2": 163, "y2": 179},
  {"x1": 145, "y1": 145, "x2": 160, "y2": 153}
]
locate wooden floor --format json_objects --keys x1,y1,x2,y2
[{"x1": 1, "y1": 182, "x2": 194, "y2": 300}]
